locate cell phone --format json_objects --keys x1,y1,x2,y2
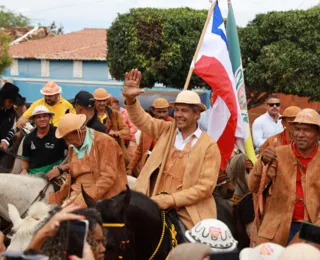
[
  {"x1": 299, "y1": 222, "x2": 320, "y2": 244},
  {"x1": 66, "y1": 219, "x2": 89, "y2": 259},
  {"x1": 209, "y1": 251, "x2": 239, "y2": 260}
]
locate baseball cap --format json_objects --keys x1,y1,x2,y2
[{"x1": 73, "y1": 91, "x2": 95, "y2": 108}]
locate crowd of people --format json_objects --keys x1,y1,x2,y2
[{"x1": 0, "y1": 68, "x2": 320, "y2": 259}]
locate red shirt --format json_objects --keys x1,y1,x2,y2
[{"x1": 292, "y1": 142, "x2": 318, "y2": 221}]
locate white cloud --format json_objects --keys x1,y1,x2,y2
[{"x1": 2, "y1": 0, "x2": 319, "y2": 32}]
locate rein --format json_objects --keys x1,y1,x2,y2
[
  {"x1": 0, "y1": 147, "x2": 23, "y2": 160},
  {"x1": 2, "y1": 181, "x2": 51, "y2": 236}
]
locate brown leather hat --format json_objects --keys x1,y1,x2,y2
[
  {"x1": 93, "y1": 88, "x2": 110, "y2": 100},
  {"x1": 291, "y1": 108, "x2": 320, "y2": 127},
  {"x1": 55, "y1": 113, "x2": 86, "y2": 138},
  {"x1": 150, "y1": 98, "x2": 170, "y2": 109},
  {"x1": 279, "y1": 106, "x2": 301, "y2": 119}
]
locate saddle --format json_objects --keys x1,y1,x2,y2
[{"x1": 165, "y1": 209, "x2": 186, "y2": 245}]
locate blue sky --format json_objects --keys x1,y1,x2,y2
[{"x1": 2, "y1": 0, "x2": 319, "y2": 32}]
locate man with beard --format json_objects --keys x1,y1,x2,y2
[
  {"x1": 123, "y1": 69, "x2": 220, "y2": 230},
  {"x1": 21, "y1": 105, "x2": 67, "y2": 176},
  {"x1": 16, "y1": 81, "x2": 75, "y2": 127},
  {"x1": 252, "y1": 95, "x2": 283, "y2": 153},
  {"x1": 127, "y1": 98, "x2": 173, "y2": 177},
  {"x1": 249, "y1": 108, "x2": 320, "y2": 246}
]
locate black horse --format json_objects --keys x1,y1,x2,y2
[{"x1": 82, "y1": 186, "x2": 177, "y2": 260}]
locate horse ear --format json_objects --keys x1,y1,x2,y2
[
  {"x1": 81, "y1": 185, "x2": 96, "y2": 208},
  {"x1": 114, "y1": 185, "x2": 131, "y2": 217}
]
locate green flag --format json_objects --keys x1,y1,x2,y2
[{"x1": 226, "y1": 2, "x2": 256, "y2": 163}]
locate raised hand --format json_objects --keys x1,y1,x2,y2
[{"x1": 122, "y1": 69, "x2": 144, "y2": 103}]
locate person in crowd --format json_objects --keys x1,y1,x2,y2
[
  {"x1": 198, "y1": 90, "x2": 214, "y2": 132},
  {"x1": 259, "y1": 106, "x2": 301, "y2": 155},
  {"x1": 126, "y1": 98, "x2": 173, "y2": 177},
  {"x1": 93, "y1": 88, "x2": 130, "y2": 164},
  {"x1": 54, "y1": 113, "x2": 127, "y2": 204},
  {"x1": 252, "y1": 95, "x2": 283, "y2": 152},
  {"x1": 0, "y1": 83, "x2": 23, "y2": 152},
  {"x1": 249, "y1": 108, "x2": 320, "y2": 246},
  {"x1": 240, "y1": 242, "x2": 285, "y2": 260},
  {"x1": 73, "y1": 91, "x2": 106, "y2": 133},
  {"x1": 16, "y1": 81, "x2": 75, "y2": 127},
  {"x1": 110, "y1": 96, "x2": 138, "y2": 157},
  {"x1": 123, "y1": 69, "x2": 221, "y2": 230},
  {"x1": 168, "y1": 243, "x2": 212, "y2": 260},
  {"x1": 21, "y1": 105, "x2": 67, "y2": 176},
  {"x1": 38, "y1": 207, "x2": 105, "y2": 260},
  {"x1": 278, "y1": 243, "x2": 320, "y2": 260}
]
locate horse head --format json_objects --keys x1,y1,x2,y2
[
  {"x1": 82, "y1": 186, "x2": 171, "y2": 260},
  {"x1": 215, "y1": 170, "x2": 235, "y2": 199}
]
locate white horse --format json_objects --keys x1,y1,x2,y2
[
  {"x1": 0, "y1": 174, "x2": 54, "y2": 221},
  {"x1": 7, "y1": 201, "x2": 52, "y2": 251}
]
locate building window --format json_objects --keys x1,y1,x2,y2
[
  {"x1": 10, "y1": 59, "x2": 19, "y2": 76},
  {"x1": 73, "y1": 61, "x2": 83, "y2": 78},
  {"x1": 41, "y1": 60, "x2": 50, "y2": 77}
]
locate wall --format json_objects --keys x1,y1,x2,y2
[{"x1": 248, "y1": 93, "x2": 320, "y2": 125}]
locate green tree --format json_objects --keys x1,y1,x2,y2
[
  {"x1": 0, "y1": 6, "x2": 29, "y2": 27},
  {"x1": 107, "y1": 8, "x2": 208, "y2": 89},
  {"x1": 239, "y1": 6, "x2": 320, "y2": 108},
  {"x1": 0, "y1": 32, "x2": 11, "y2": 75}
]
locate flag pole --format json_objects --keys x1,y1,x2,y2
[{"x1": 183, "y1": 0, "x2": 217, "y2": 90}]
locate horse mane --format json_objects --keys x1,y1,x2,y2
[{"x1": 226, "y1": 153, "x2": 247, "y2": 186}]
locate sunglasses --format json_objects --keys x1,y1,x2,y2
[{"x1": 267, "y1": 103, "x2": 280, "y2": 107}]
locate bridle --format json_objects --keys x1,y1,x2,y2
[{"x1": 102, "y1": 209, "x2": 177, "y2": 260}]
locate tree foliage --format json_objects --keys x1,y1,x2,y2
[
  {"x1": 0, "y1": 6, "x2": 29, "y2": 27},
  {"x1": 107, "y1": 8, "x2": 208, "y2": 89},
  {"x1": 0, "y1": 32, "x2": 11, "y2": 75},
  {"x1": 239, "y1": 6, "x2": 320, "y2": 108}
]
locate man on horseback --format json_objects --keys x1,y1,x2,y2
[
  {"x1": 16, "y1": 81, "x2": 75, "y2": 128},
  {"x1": 249, "y1": 108, "x2": 320, "y2": 246},
  {"x1": 126, "y1": 98, "x2": 173, "y2": 177},
  {"x1": 21, "y1": 105, "x2": 67, "y2": 176},
  {"x1": 93, "y1": 88, "x2": 131, "y2": 165},
  {"x1": 259, "y1": 106, "x2": 301, "y2": 155},
  {"x1": 55, "y1": 113, "x2": 127, "y2": 205},
  {"x1": 122, "y1": 69, "x2": 221, "y2": 230}
]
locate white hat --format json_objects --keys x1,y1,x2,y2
[
  {"x1": 185, "y1": 219, "x2": 238, "y2": 252},
  {"x1": 29, "y1": 105, "x2": 54, "y2": 119},
  {"x1": 240, "y1": 243, "x2": 285, "y2": 260},
  {"x1": 169, "y1": 90, "x2": 207, "y2": 112},
  {"x1": 278, "y1": 243, "x2": 320, "y2": 260}
]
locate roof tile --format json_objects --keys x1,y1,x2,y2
[{"x1": 9, "y1": 28, "x2": 107, "y2": 61}]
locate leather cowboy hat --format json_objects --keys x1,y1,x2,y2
[
  {"x1": 40, "y1": 81, "x2": 62, "y2": 96},
  {"x1": 0, "y1": 82, "x2": 24, "y2": 105},
  {"x1": 93, "y1": 88, "x2": 110, "y2": 100},
  {"x1": 150, "y1": 98, "x2": 170, "y2": 109},
  {"x1": 55, "y1": 113, "x2": 86, "y2": 138},
  {"x1": 279, "y1": 106, "x2": 301, "y2": 119},
  {"x1": 169, "y1": 90, "x2": 206, "y2": 112},
  {"x1": 290, "y1": 108, "x2": 320, "y2": 127}
]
